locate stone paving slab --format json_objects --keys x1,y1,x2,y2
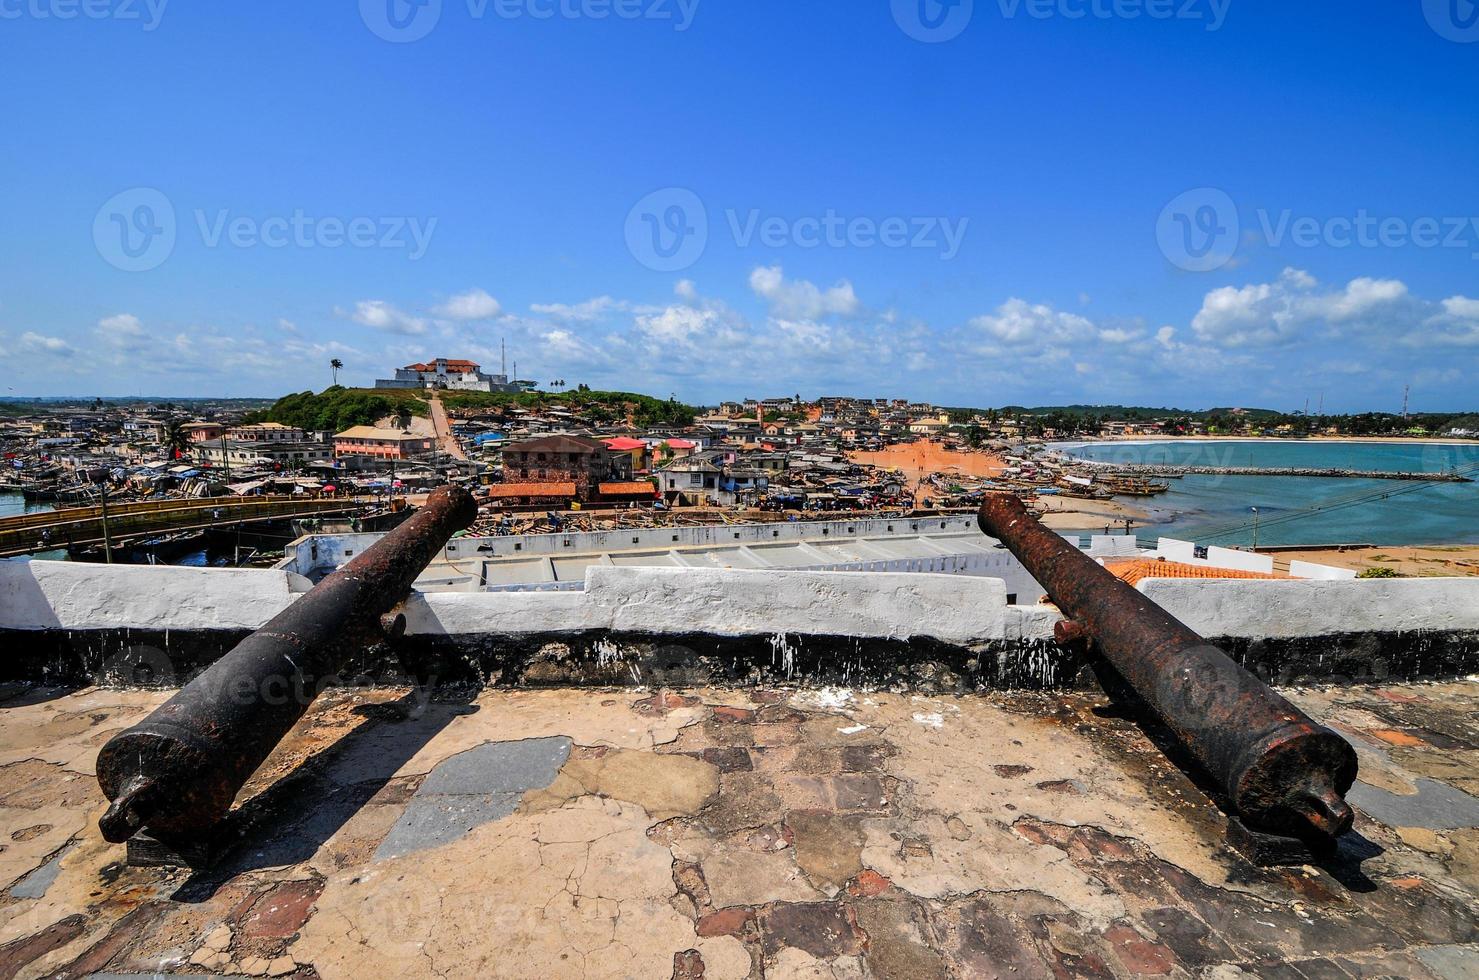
[{"x1": 0, "y1": 680, "x2": 1475, "y2": 978}]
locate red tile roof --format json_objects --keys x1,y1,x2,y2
[
  {"x1": 664, "y1": 438, "x2": 696, "y2": 449},
  {"x1": 598, "y1": 481, "x2": 659, "y2": 497},
  {"x1": 1103, "y1": 558, "x2": 1286, "y2": 587},
  {"x1": 602, "y1": 437, "x2": 648, "y2": 451},
  {"x1": 485, "y1": 482, "x2": 577, "y2": 499}
]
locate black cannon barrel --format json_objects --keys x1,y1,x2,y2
[
  {"x1": 978, "y1": 494, "x2": 1357, "y2": 841},
  {"x1": 96, "y1": 486, "x2": 478, "y2": 844}
]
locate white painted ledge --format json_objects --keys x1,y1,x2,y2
[
  {"x1": 0, "y1": 560, "x2": 304, "y2": 632},
  {"x1": 1138, "y1": 577, "x2": 1479, "y2": 639}
]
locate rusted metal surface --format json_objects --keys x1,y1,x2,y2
[
  {"x1": 95, "y1": 486, "x2": 478, "y2": 845},
  {"x1": 978, "y1": 494, "x2": 1358, "y2": 842}
]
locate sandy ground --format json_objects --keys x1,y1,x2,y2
[
  {"x1": 1264, "y1": 545, "x2": 1479, "y2": 578},
  {"x1": 847, "y1": 441, "x2": 1005, "y2": 484},
  {"x1": 1032, "y1": 494, "x2": 1151, "y2": 531}
]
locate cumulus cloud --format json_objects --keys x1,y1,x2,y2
[
  {"x1": 345, "y1": 300, "x2": 428, "y2": 335},
  {"x1": 433, "y1": 288, "x2": 502, "y2": 321},
  {"x1": 529, "y1": 296, "x2": 623, "y2": 322},
  {"x1": 20, "y1": 331, "x2": 72, "y2": 354},
  {"x1": 1191, "y1": 268, "x2": 1410, "y2": 348},
  {"x1": 968, "y1": 299, "x2": 1097, "y2": 349},
  {"x1": 748, "y1": 266, "x2": 860, "y2": 319}
]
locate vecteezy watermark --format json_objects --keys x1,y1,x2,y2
[
  {"x1": 1157, "y1": 187, "x2": 1479, "y2": 272},
  {"x1": 624, "y1": 187, "x2": 970, "y2": 271},
  {"x1": 625, "y1": 188, "x2": 708, "y2": 273},
  {"x1": 1155, "y1": 187, "x2": 1239, "y2": 273},
  {"x1": 891, "y1": 0, "x2": 975, "y2": 42},
  {"x1": 1423, "y1": 0, "x2": 1479, "y2": 43},
  {"x1": 93, "y1": 188, "x2": 438, "y2": 271},
  {"x1": 0, "y1": 0, "x2": 168, "y2": 30},
  {"x1": 892, "y1": 0, "x2": 1230, "y2": 42},
  {"x1": 360, "y1": 0, "x2": 698, "y2": 42},
  {"x1": 93, "y1": 187, "x2": 177, "y2": 273}
]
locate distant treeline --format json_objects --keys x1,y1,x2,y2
[
  {"x1": 440, "y1": 388, "x2": 698, "y2": 427},
  {"x1": 243, "y1": 387, "x2": 428, "y2": 432},
  {"x1": 944, "y1": 405, "x2": 1479, "y2": 437},
  {"x1": 242, "y1": 386, "x2": 698, "y2": 431}
]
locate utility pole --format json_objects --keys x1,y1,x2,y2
[
  {"x1": 1402, "y1": 385, "x2": 1410, "y2": 420},
  {"x1": 98, "y1": 477, "x2": 114, "y2": 564},
  {"x1": 1251, "y1": 506, "x2": 1260, "y2": 550}
]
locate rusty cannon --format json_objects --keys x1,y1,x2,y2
[
  {"x1": 978, "y1": 494, "x2": 1357, "y2": 844},
  {"x1": 96, "y1": 486, "x2": 478, "y2": 848}
]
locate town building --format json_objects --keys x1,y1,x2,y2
[
  {"x1": 227, "y1": 422, "x2": 307, "y2": 443},
  {"x1": 497, "y1": 435, "x2": 631, "y2": 503},
  {"x1": 195, "y1": 440, "x2": 333, "y2": 469},
  {"x1": 332, "y1": 426, "x2": 434, "y2": 460}
]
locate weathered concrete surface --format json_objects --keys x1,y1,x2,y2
[{"x1": 0, "y1": 679, "x2": 1476, "y2": 978}]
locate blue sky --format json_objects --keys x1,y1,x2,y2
[{"x1": 1, "y1": 0, "x2": 1477, "y2": 410}]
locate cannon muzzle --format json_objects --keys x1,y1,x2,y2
[
  {"x1": 978, "y1": 493, "x2": 1357, "y2": 842},
  {"x1": 97, "y1": 486, "x2": 478, "y2": 845}
]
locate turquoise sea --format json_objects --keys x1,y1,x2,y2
[{"x1": 1056, "y1": 440, "x2": 1479, "y2": 547}]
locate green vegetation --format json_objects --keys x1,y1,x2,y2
[
  {"x1": 1357, "y1": 566, "x2": 1402, "y2": 579},
  {"x1": 244, "y1": 387, "x2": 428, "y2": 432},
  {"x1": 439, "y1": 388, "x2": 697, "y2": 426}
]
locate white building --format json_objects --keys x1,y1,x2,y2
[{"x1": 375, "y1": 358, "x2": 521, "y2": 394}]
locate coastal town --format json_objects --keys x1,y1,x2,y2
[{"x1": 3, "y1": 355, "x2": 1478, "y2": 566}]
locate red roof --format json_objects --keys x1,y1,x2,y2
[
  {"x1": 598, "y1": 481, "x2": 659, "y2": 497},
  {"x1": 602, "y1": 437, "x2": 648, "y2": 451},
  {"x1": 664, "y1": 438, "x2": 696, "y2": 449},
  {"x1": 405, "y1": 359, "x2": 480, "y2": 372},
  {"x1": 485, "y1": 482, "x2": 577, "y2": 499}
]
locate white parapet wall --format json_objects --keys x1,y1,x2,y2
[
  {"x1": 1138, "y1": 577, "x2": 1479, "y2": 639},
  {"x1": 403, "y1": 567, "x2": 1008, "y2": 646},
  {"x1": 0, "y1": 560, "x2": 308, "y2": 632},
  {"x1": 7, "y1": 559, "x2": 1479, "y2": 650}
]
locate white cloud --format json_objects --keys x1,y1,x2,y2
[
  {"x1": 19, "y1": 331, "x2": 72, "y2": 353},
  {"x1": 434, "y1": 288, "x2": 502, "y2": 321},
  {"x1": 529, "y1": 296, "x2": 622, "y2": 322},
  {"x1": 674, "y1": 279, "x2": 698, "y2": 301},
  {"x1": 1192, "y1": 268, "x2": 1410, "y2": 348},
  {"x1": 968, "y1": 299, "x2": 1096, "y2": 348},
  {"x1": 748, "y1": 266, "x2": 861, "y2": 319},
  {"x1": 346, "y1": 300, "x2": 428, "y2": 335},
  {"x1": 97, "y1": 313, "x2": 145, "y2": 339}
]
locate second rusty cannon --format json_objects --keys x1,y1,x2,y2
[
  {"x1": 978, "y1": 493, "x2": 1357, "y2": 843},
  {"x1": 96, "y1": 486, "x2": 478, "y2": 848}
]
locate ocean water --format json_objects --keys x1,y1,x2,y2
[{"x1": 1056, "y1": 440, "x2": 1479, "y2": 547}]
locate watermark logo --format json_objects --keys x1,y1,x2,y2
[
  {"x1": 360, "y1": 0, "x2": 443, "y2": 42},
  {"x1": 893, "y1": 0, "x2": 1230, "y2": 41},
  {"x1": 362, "y1": 0, "x2": 698, "y2": 41},
  {"x1": 626, "y1": 187, "x2": 708, "y2": 272},
  {"x1": 624, "y1": 189, "x2": 970, "y2": 271},
  {"x1": 1156, "y1": 187, "x2": 1239, "y2": 272},
  {"x1": 1423, "y1": 0, "x2": 1479, "y2": 42},
  {"x1": 93, "y1": 187, "x2": 177, "y2": 273},
  {"x1": 93, "y1": 188, "x2": 439, "y2": 270},
  {"x1": 0, "y1": 0, "x2": 169, "y2": 30},
  {"x1": 892, "y1": 0, "x2": 974, "y2": 42}
]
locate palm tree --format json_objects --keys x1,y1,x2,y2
[
  {"x1": 163, "y1": 420, "x2": 190, "y2": 460},
  {"x1": 330, "y1": 358, "x2": 344, "y2": 386}
]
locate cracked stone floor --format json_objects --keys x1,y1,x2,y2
[{"x1": 0, "y1": 678, "x2": 1476, "y2": 979}]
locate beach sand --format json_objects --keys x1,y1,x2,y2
[
  {"x1": 1262, "y1": 545, "x2": 1479, "y2": 578},
  {"x1": 1032, "y1": 494, "x2": 1151, "y2": 531},
  {"x1": 847, "y1": 441, "x2": 1006, "y2": 484}
]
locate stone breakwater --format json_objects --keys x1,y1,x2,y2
[{"x1": 1094, "y1": 464, "x2": 1471, "y2": 482}]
